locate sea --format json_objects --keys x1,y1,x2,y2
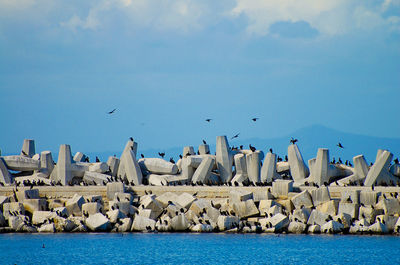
[{"x1": 1, "y1": 233, "x2": 399, "y2": 265}]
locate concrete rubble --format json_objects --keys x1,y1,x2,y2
[{"x1": 0, "y1": 137, "x2": 399, "y2": 235}]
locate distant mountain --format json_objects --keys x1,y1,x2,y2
[{"x1": 89, "y1": 124, "x2": 400, "y2": 164}]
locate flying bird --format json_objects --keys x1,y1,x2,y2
[
  {"x1": 231, "y1": 133, "x2": 240, "y2": 140},
  {"x1": 107, "y1": 108, "x2": 116, "y2": 114},
  {"x1": 337, "y1": 142, "x2": 344, "y2": 148},
  {"x1": 205, "y1": 119, "x2": 212, "y2": 122},
  {"x1": 290, "y1": 137, "x2": 298, "y2": 144},
  {"x1": 252, "y1": 118, "x2": 259, "y2": 122}
]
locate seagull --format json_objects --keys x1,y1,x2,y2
[
  {"x1": 252, "y1": 118, "x2": 259, "y2": 122},
  {"x1": 337, "y1": 142, "x2": 344, "y2": 148},
  {"x1": 107, "y1": 108, "x2": 116, "y2": 114},
  {"x1": 231, "y1": 133, "x2": 240, "y2": 140},
  {"x1": 205, "y1": 119, "x2": 212, "y2": 122}
]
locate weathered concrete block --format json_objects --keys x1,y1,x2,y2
[
  {"x1": 54, "y1": 216, "x2": 76, "y2": 232},
  {"x1": 17, "y1": 189, "x2": 39, "y2": 201},
  {"x1": 321, "y1": 220, "x2": 344, "y2": 233},
  {"x1": 116, "y1": 217, "x2": 132, "y2": 232},
  {"x1": 121, "y1": 150, "x2": 143, "y2": 185},
  {"x1": 270, "y1": 213, "x2": 290, "y2": 231},
  {"x1": 2, "y1": 155, "x2": 40, "y2": 171},
  {"x1": 114, "y1": 192, "x2": 132, "y2": 204},
  {"x1": 311, "y1": 187, "x2": 331, "y2": 206},
  {"x1": 8, "y1": 215, "x2": 26, "y2": 230},
  {"x1": 376, "y1": 215, "x2": 398, "y2": 232},
  {"x1": 252, "y1": 190, "x2": 273, "y2": 202},
  {"x1": 291, "y1": 208, "x2": 310, "y2": 223},
  {"x1": 198, "y1": 144, "x2": 210, "y2": 155},
  {"x1": 176, "y1": 193, "x2": 196, "y2": 209},
  {"x1": 258, "y1": 200, "x2": 280, "y2": 215},
  {"x1": 288, "y1": 144, "x2": 309, "y2": 182},
  {"x1": 229, "y1": 190, "x2": 253, "y2": 204},
  {"x1": 260, "y1": 152, "x2": 279, "y2": 183},
  {"x1": 106, "y1": 182, "x2": 125, "y2": 200},
  {"x1": 3, "y1": 202, "x2": 25, "y2": 219},
  {"x1": 389, "y1": 164, "x2": 400, "y2": 177},
  {"x1": 50, "y1": 144, "x2": 73, "y2": 185},
  {"x1": 272, "y1": 180, "x2": 293, "y2": 197},
  {"x1": 39, "y1": 151, "x2": 54, "y2": 176},
  {"x1": 109, "y1": 201, "x2": 135, "y2": 216},
  {"x1": 82, "y1": 202, "x2": 102, "y2": 216},
  {"x1": 277, "y1": 161, "x2": 290, "y2": 173},
  {"x1": 307, "y1": 224, "x2": 321, "y2": 233},
  {"x1": 183, "y1": 146, "x2": 195, "y2": 157},
  {"x1": 191, "y1": 157, "x2": 215, "y2": 184},
  {"x1": 189, "y1": 199, "x2": 212, "y2": 216},
  {"x1": 360, "y1": 191, "x2": 379, "y2": 206},
  {"x1": 155, "y1": 192, "x2": 179, "y2": 208},
  {"x1": 265, "y1": 205, "x2": 283, "y2": 217},
  {"x1": 131, "y1": 214, "x2": 156, "y2": 231},
  {"x1": 65, "y1": 194, "x2": 85, "y2": 216},
  {"x1": 358, "y1": 206, "x2": 383, "y2": 224},
  {"x1": 106, "y1": 156, "x2": 120, "y2": 177},
  {"x1": 312, "y1": 148, "x2": 329, "y2": 186},
  {"x1": 140, "y1": 195, "x2": 163, "y2": 218},
  {"x1": 377, "y1": 198, "x2": 400, "y2": 215},
  {"x1": 288, "y1": 221, "x2": 307, "y2": 233},
  {"x1": 21, "y1": 139, "x2": 35, "y2": 158},
  {"x1": 32, "y1": 211, "x2": 57, "y2": 225},
  {"x1": 333, "y1": 213, "x2": 352, "y2": 228},
  {"x1": 73, "y1": 152, "x2": 86, "y2": 162},
  {"x1": 233, "y1": 153, "x2": 247, "y2": 178},
  {"x1": 106, "y1": 209, "x2": 127, "y2": 223},
  {"x1": 291, "y1": 190, "x2": 313, "y2": 209},
  {"x1": 217, "y1": 216, "x2": 239, "y2": 231},
  {"x1": 316, "y1": 200, "x2": 338, "y2": 216},
  {"x1": 216, "y1": 136, "x2": 233, "y2": 183},
  {"x1": 88, "y1": 162, "x2": 109, "y2": 173},
  {"x1": 340, "y1": 190, "x2": 360, "y2": 205},
  {"x1": 38, "y1": 223, "x2": 55, "y2": 233},
  {"x1": 246, "y1": 151, "x2": 262, "y2": 184},
  {"x1": 23, "y1": 199, "x2": 47, "y2": 214},
  {"x1": 338, "y1": 202, "x2": 359, "y2": 219},
  {"x1": 83, "y1": 171, "x2": 109, "y2": 185},
  {"x1": 232, "y1": 200, "x2": 259, "y2": 218},
  {"x1": 364, "y1": 150, "x2": 397, "y2": 186},
  {"x1": 368, "y1": 221, "x2": 389, "y2": 234},
  {"x1": 170, "y1": 213, "x2": 190, "y2": 231},
  {"x1": 0, "y1": 158, "x2": 12, "y2": 184},
  {"x1": 85, "y1": 213, "x2": 111, "y2": 231},
  {"x1": 138, "y1": 158, "x2": 178, "y2": 175},
  {"x1": 117, "y1": 139, "x2": 138, "y2": 180},
  {"x1": 307, "y1": 210, "x2": 329, "y2": 226}
]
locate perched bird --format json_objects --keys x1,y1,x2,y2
[
  {"x1": 269, "y1": 148, "x2": 273, "y2": 153},
  {"x1": 249, "y1": 144, "x2": 256, "y2": 152},
  {"x1": 179, "y1": 154, "x2": 183, "y2": 159},
  {"x1": 394, "y1": 158, "x2": 399, "y2": 164},
  {"x1": 337, "y1": 142, "x2": 344, "y2": 148},
  {"x1": 169, "y1": 157, "x2": 175, "y2": 164},
  {"x1": 21, "y1": 150, "x2": 28, "y2": 156},
  {"x1": 107, "y1": 108, "x2": 117, "y2": 114},
  {"x1": 95, "y1": 156, "x2": 100, "y2": 162},
  {"x1": 205, "y1": 119, "x2": 212, "y2": 122},
  {"x1": 252, "y1": 118, "x2": 259, "y2": 122},
  {"x1": 202, "y1": 140, "x2": 207, "y2": 145},
  {"x1": 158, "y1": 152, "x2": 165, "y2": 158},
  {"x1": 130, "y1": 137, "x2": 134, "y2": 141},
  {"x1": 290, "y1": 137, "x2": 298, "y2": 144},
  {"x1": 231, "y1": 133, "x2": 240, "y2": 140},
  {"x1": 84, "y1": 156, "x2": 90, "y2": 162},
  {"x1": 141, "y1": 154, "x2": 144, "y2": 158},
  {"x1": 284, "y1": 155, "x2": 288, "y2": 162}
]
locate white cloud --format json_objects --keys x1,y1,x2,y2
[{"x1": 229, "y1": 0, "x2": 400, "y2": 36}]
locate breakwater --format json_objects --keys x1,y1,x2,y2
[{"x1": 0, "y1": 137, "x2": 399, "y2": 234}]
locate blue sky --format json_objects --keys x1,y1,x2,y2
[{"x1": 0, "y1": 0, "x2": 399, "y2": 156}]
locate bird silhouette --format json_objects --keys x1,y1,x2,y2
[
  {"x1": 169, "y1": 157, "x2": 175, "y2": 164},
  {"x1": 337, "y1": 142, "x2": 344, "y2": 148},
  {"x1": 205, "y1": 119, "x2": 212, "y2": 122},
  {"x1": 249, "y1": 144, "x2": 256, "y2": 152},
  {"x1": 96, "y1": 156, "x2": 100, "y2": 162},
  {"x1": 130, "y1": 137, "x2": 134, "y2": 141},
  {"x1": 158, "y1": 152, "x2": 165, "y2": 158},
  {"x1": 107, "y1": 108, "x2": 116, "y2": 114},
  {"x1": 252, "y1": 118, "x2": 259, "y2": 122},
  {"x1": 290, "y1": 137, "x2": 298, "y2": 144},
  {"x1": 21, "y1": 150, "x2": 28, "y2": 156},
  {"x1": 202, "y1": 140, "x2": 207, "y2": 144},
  {"x1": 231, "y1": 133, "x2": 240, "y2": 140},
  {"x1": 269, "y1": 148, "x2": 273, "y2": 153},
  {"x1": 394, "y1": 158, "x2": 399, "y2": 164},
  {"x1": 141, "y1": 154, "x2": 144, "y2": 158}
]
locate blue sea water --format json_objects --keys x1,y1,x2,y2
[{"x1": 0, "y1": 233, "x2": 399, "y2": 265}]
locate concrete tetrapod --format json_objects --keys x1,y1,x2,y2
[
  {"x1": 122, "y1": 150, "x2": 143, "y2": 186},
  {"x1": 364, "y1": 150, "x2": 397, "y2": 186},
  {"x1": 191, "y1": 157, "x2": 215, "y2": 184},
  {"x1": 50, "y1": 144, "x2": 73, "y2": 185},
  {"x1": 216, "y1": 136, "x2": 233, "y2": 183},
  {"x1": 288, "y1": 144, "x2": 309, "y2": 183}
]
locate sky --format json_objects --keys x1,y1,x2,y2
[{"x1": 0, "y1": 0, "x2": 399, "y2": 157}]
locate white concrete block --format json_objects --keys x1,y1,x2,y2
[
  {"x1": 65, "y1": 194, "x2": 85, "y2": 216},
  {"x1": 0, "y1": 158, "x2": 12, "y2": 184},
  {"x1": 131, "y1": 214, "x2": 156, "y2": 231},
  {"x1": 176, "y1": 193, "x2": 196, "y2": 209},
  {"x1": 216, "y1": 136, "x2": 233, "y2": 183},
  {"x1": 269, "y1": 213, "x2": 290, "y2": 231},
  {"x1": 170, "y1": 213, "x2": 190, "y2": 231},
  {"x1": 321, "y1": 220, "x2": 344, "y2": 233},
  {"x1": 232, "y1": 200, "x2": 259, "y2": 218},
  {"x1": 307, "y1": 210, "x2": 329, "y2": 226},
  {"x1": 217, "y1": 216, "x2": 239, "y2": 231},
  {"x1": 338, "y1": 202, "x2": 359, "y2": 219},
  {"x1": 291, "y1": 190, "x2": 313, "y2": 209},
  {"x1": 183, "y1": 146, "x2": 195, "y2": 157},
  {"x1": 311, "y1": 187, "x2": 331, "y2": 206},
  {"x1": 50, "y1": 144, "x2": 73, "y2": 185},
  {"x1": 272, "y1": 179, "x2": 293, "y2": 197},
  {"x1": 312, "y1": 148, "x2": 329, "y2": 186},
  {"x1": 122, "y1": 150, "x2": 143, "y2": 185},
  {"x1": 21, "y1": 139, "x2": 35, "y2": 158},
  {"x1": 2, "y1": 155, "x2": 40, "y2": 171},
  {"x1": 260, "y1": 152, "x2": 279, "y2": 183},
  {"x1": 138, "y1": 158, "x2": 178, "y2": 175},
  {"x1": 191, "y1": 157, "x2": 215, "y2": 184},
  {"x1": 85, "y1": 213, "x2": 111, "y2": 231},
  {"x1": 107, "y1": 156, "x2": 120, "y2": 177},
  {"x1": 39, "y1": 151, "x2": 54, "y2": 176},
  {"x1": 89, "y1": 162, "x2": 109, "y2": 173},
  {"x1": 106, "y1": 182, "x2": 125, "y2": 200},
  {"x1": 83, "y1": 171, "x2": 110, "y2": 185},
  {"x1": 288, "y1": 144, "x2": 309, "y2": 182},
  {"x1": 364, "y1": 150, "x2": 397, "y2": 186},
  {"x1": 73, "y1": 152, "x2": 86, "y2": 162},
  {"x1": 198, "y1": 144, "x2": 210, "y2": 155},
  {"x1": 246, "y1": 151, "x2": 261, "y2": 184},
  {"x1": 82, "y1": 202, "x2": 102, "y2": 216},
  {"x1": 288, "y1": 221, "x2": 307, "y2": 233}
]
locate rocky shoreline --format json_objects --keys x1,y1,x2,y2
[{"x1": 0, "y1": 137, "x2": 399, "y2": 234}]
